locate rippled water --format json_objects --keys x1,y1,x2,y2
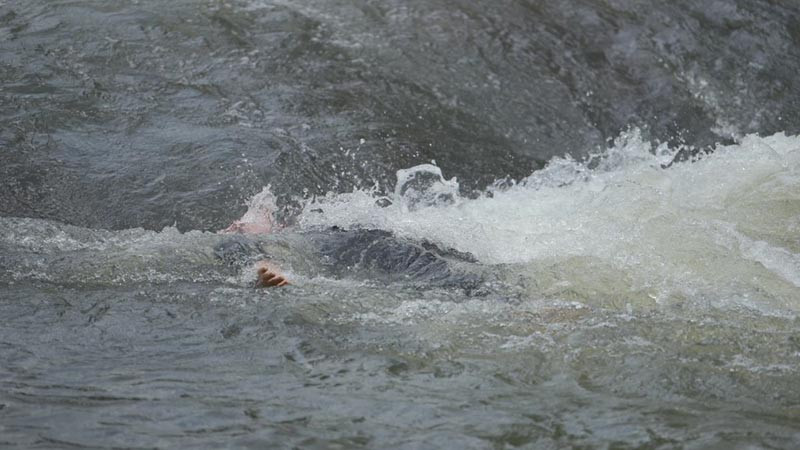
[{"x1": 2, "y1": 0, "x2": 800, "y2": 448}]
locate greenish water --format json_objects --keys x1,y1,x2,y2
[{"x1": 2, "y1": 0, "x2": 800, "y2": 448}]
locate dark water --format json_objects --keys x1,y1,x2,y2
[
  {"x1": 2, "y1": 0, "x2": 800, "y2": 448},
  {"x1": 3, "y1": 0, "x2": 799, "y2": 231}
]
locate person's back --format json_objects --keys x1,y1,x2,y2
[{"x1": 215, "y1": 227, "x2": 485, "y2": 293}]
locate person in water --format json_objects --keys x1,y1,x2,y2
[
  {"x1": 218, "y1": 206, "x2": 484, "y2": 292},
  {"x1": 220, "y1": 206, "x2": 290, "y2": 288},
  {"x1": 220, "y1": 166, "x2": 483, "y2": 289}
]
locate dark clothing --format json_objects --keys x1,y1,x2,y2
[{"x1": 214, "y1": 228, "x2": 483, "y2": 293}]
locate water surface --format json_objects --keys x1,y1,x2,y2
[{"x1": 2, "y1": 0, "x2": 800, "y2": 448}]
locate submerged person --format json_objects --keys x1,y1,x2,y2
[
  {"x1": 218, "y1": 192, "x2": 291, "y2": 287},
  {"x1": 219, "y1": 213, "x2": 288, "y2": 287},
  {"x1": 217, "y1": 208, "x2": 484, "y2": 292},
  {"x1": 218, "y1": 168, "x2": 485, "y2": 292}
]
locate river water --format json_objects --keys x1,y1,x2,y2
[{"x1": 2, "y1": 0, "x2": 800, "y2": 448}]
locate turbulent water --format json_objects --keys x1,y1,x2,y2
[{"x1": 2, "y1": 0, "x2": 800, "y2": 448}]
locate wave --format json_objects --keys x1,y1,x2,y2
[
  {"x1": 4, "y1": 129, "x2": 799, "y2": 314},
  {"x1": 294, "y1": 130, "x2": 800, "y2": 313}
]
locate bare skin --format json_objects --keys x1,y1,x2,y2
[
  {"x1": 221, "y1": 205, "x2": 290, "y2": 288},
  {"x1": 256, "y1": 264, "x2": 289, "y2": 288},
  {"x1": 222, "y1": 220, "x2": 273, "y2": 235}
]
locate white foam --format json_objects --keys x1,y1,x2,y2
[{"x1": 294, "y1": 130, "x2": 800, "y2": 311}]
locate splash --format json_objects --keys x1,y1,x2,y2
[
  {"x1": 221, "y1": 186, "x2": 278, "y2": 234},
  {"x1": 393, "y1": 164, "x2": 460, "y2": 212},
  {"x1": 295, "y1": 129, "x2": 800, "y2": 312}
]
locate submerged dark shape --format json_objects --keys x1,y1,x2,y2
[{"x1": 215, "y1": 227, "x2": 485, "y2": 294}]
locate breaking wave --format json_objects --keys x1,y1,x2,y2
[{"x1": 292, "y1": 130, "x2": 800, "y2": 313}]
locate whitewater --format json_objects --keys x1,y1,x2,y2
[
  {"x1": 3, "y1": 0, "x2": 800, "y2": 447},
  {"x1": 296, "y1": 130, "x2": 800, "y2": 314}
]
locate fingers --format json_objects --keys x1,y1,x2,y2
[
  {"x1": 256, "y1": 269, "x2": 289, "y2": 288},
  {"x1": 262, "y1": 272, "x2": 280, "y2": 286}
]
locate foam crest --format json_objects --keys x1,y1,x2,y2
[{"x1": 297, "y1": 130, "x2": 800, "y2": 311}]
